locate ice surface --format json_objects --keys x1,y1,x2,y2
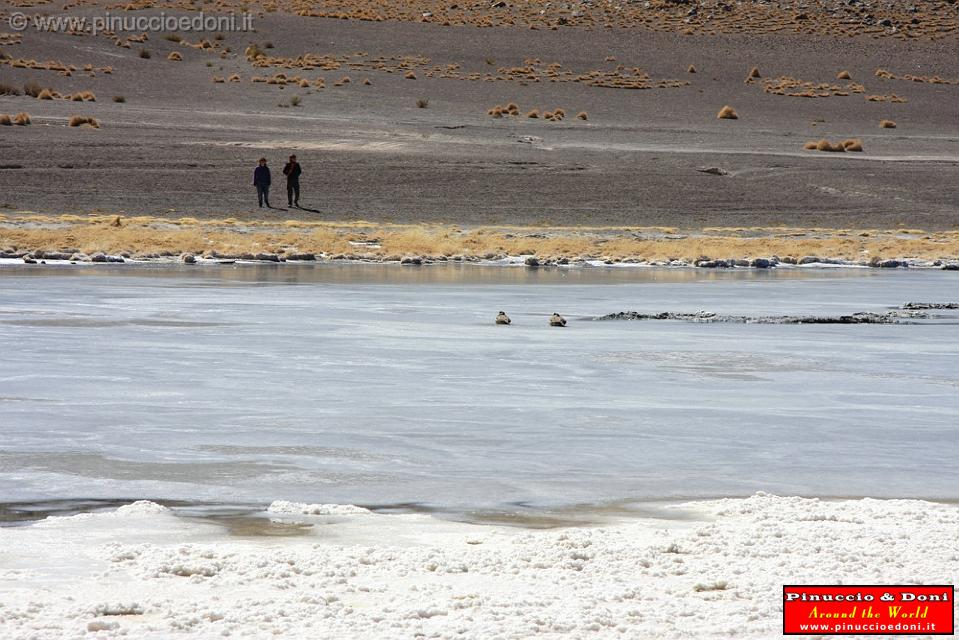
[{"x1": 0, "y1": 264, "x2": 957, "y2": 511}]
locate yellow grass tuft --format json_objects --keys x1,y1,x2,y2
[
  {"x1": 747, "y1": 66, "x2": 760, "y2": 80},
  {"x1": 527, "y1": 109, "x2": 539, "y2": 118},
  {"x1": 68, "y1": 115, "x2": 100, "y2": 128},
  {"x1": 815, "y1": 138, "x2": 845, "y2": 152},
  {"x1": 37, "y1": 88, "x2": 54, "y2": 100},
  {"x1": 837, "y1": 70, "x2": 851, "y2": 79},
  {"x1": 168, "y1": 51, "x2": 182, "y2": 61},
  {"x1": 717, "y1": 105, "x2": 738, "y2": 119},
  {"x1": 405, "y1": 71, "x2": 416, "y2": 79},
  {"x1": 841, "y1": 138, "x2": 864, "y2": 152},
  {"x1": 0, "y1": 114, "x2": 11, "y2": 126},
  {"x1": 803, "y1": 141, "x2": 818, "y2": 150},
  {"x1": 577, "y1": 111, "x2": 588, "y2": 120},
  {"x1": 13, "y1": 112, "x2": 31, "y2": 125},
  {"x1": 879, "y1": 119, "x2": 897, "y2": 129},
  {"x1": 687, "y1": 65, "x2": 696, "y2": 73}
]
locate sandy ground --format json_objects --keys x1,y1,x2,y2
[
  {"x1": 1, "y1": 494, "x2": 956, "y2": 639},
  {"x1": 2, "y1": 4, "x2": 959, "y2": 230}
]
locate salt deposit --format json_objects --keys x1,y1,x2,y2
[{"x1": 2, "y1": 493, "x2": 956, "y2": 639}]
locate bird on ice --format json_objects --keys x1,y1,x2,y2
[
  {"x1": 495, "y1": 311, "x2": 511, "y2": 325},
  {"x1": 549, "y1": 313, "x2": 566, "y2": 327}
]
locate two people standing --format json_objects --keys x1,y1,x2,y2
[{"x1": 252, "y1": 155, "x2": 303, "y2": 208}]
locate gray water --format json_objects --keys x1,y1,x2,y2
[{"x1": 1, "y1": 264, "x2": 957, "y2": 514}]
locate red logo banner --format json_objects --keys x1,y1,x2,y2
[{"x1": 783, "y1": 585, "x2": 954, "y2": 635}]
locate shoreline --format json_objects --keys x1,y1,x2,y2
[
  {"x1": 2, "y1": 493, "x2": 957, "y2": 639},
  {"x1": 2, "y1": 215, "x2": 958, "y2": 271}
]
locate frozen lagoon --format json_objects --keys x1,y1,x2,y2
[{"x1": 1, "y1": 264, "x2": 957, "y2": 515}]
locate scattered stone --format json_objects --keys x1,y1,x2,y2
[
  {"x1": 525, "y1": 256, "x2": 540, "y2": 267},
  {"x1": 798, "y1": 256, "x2": 821, "y2": 265},
  {"x1": 254, "y1": 253, "x2": 280, "y2": 262},
  {"x1": 285, "y1": 253, "x2": 316, "y2": 261},
  {"x1": 90, "y1": 253, "x2": 124, "y2": 263},
  {"x1": 400, "y1": 256, "x2": 423, "y2": 265},
  {"x1": 879, "y1": 259, "x2": 904, "y2": 268},
  {"x1": 697, "y1": 167, "x2": 729, "y2": 176},
  {"x1": 181, "y1": 253, "x2": 196, "y2": 264},
  {"x1": 750, "y1": 258, "x2": 771, "y2": 268},
  {"x1": 942, "y1": 264, "x2": 959, "y2": 271}
]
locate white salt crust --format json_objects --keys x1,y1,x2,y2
[{"x1": 1, "y1": 493, "x2": 957, "y2": 639}]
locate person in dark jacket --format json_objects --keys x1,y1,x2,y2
[
  {"x1": 282, "y1": 154, "x2": 302, "y2": 207},
  {"x1": 253, "y1": 158, "x2": 271, "y2": 208}
]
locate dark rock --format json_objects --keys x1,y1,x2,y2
[
  {"x1": 750, "y1": 258, "x2": 771, "y2": 268},
  {"x1": 90, "y1": 253, "x2": 124, "y2": 263},
  {"x1": 524, "y1": 256, "x2": 540, "y2": 267},
  {"x1": 181, "y1": 253, "x2": 196, "y2": 264},
  {"x1": 941, "y1": 264, "x2": 959, "y2": 271},
  {"x1": 400, "y1": 256, "x2": 423, "y2": 265},
  {"x1": 798, "y1": 256, "x2": 821, "y2": 265}
]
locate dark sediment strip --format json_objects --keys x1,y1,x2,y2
[
  {"x1": 901, "y1": 302, "x2": 959, "y2": 310},
  {"x1": 593, "y1": 311, "x2": 931, "y2": 324}
]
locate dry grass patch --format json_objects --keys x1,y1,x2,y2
[
  {"x1": 687, "y1": 65, "x2": 696, "y2": 73},
  {"x1": 879, "y1": 119, "x2": 897, "y2": 128},
  {"x1": 836, "y1": 70, "x2": 851, "y2": 79},
  {"x1": 68, "y1": 115, "x2": 100, "y2": 128},
  {"x1": 13, "y1": 112, "x2": 31, "y2": 125},
  {"x1": 813, "y1": 138, "x2": 846, "y2": 152},
  {"x1": 746, "y1": 66, "x2": 761, "y2": 80},
  {"x1": 526, "y1": 109, "x2": 539, "y2": 118},
  {"x1": 841, "y1": 138, "x2": 864, "y2": 152},
  {"x1": 577, "y1": 111, "x2": 588, "y2": 120},
  {"x1": 168, "y1": 51, "x2": 182, "y2": 61},
  {"x1": 717, "y1": 105, "x2": 738, "y2": 119},
  {"x1": 0, "y1": 114, "x2": 11, "y2": 126},
  {"x1": 37, "y1": 89, "x2": 54, "y2": 100}
]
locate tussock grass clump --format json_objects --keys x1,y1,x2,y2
[
  {"x1": 37, "y1": 89, "x2": 54, "y2": 100},
  {"x1": 687, "y1": 65, "x2": 696, "y2": 73},
  {"x1": 803, "y1": 141, "x2": 818, "y2": 150},
  {"x1": 880, "y1": 119, "x2": 897, "y2": 128},
  {"x1": 717, "y1": 105, "x2": 738, "y2": 119},
  {"x1": 416, "y1": 98, "x2": 429, "y2": 108},
  {"x1": 80, "y1": 91, "x2": 96, "y2": 101},
  {"x1": 837, "y1": 70, "x2": 851, "y2": 79},
  {"x1": 229, "y1": 74, "x2": 241, "y2": 82},
  {"x1": 747, "y1": 66, "x2": 760, "y2": 80},
  {"x1": 168, "y1": 51, "x2": 182, "y2": 61},
  {"x1": 14, "y1": 112, "x2": 31, "y2": 125},
  {"x1": 527, "y1": 109, "x2": 539, "y2": 118},
  {"x1": 68, "y1": 115, "x2": 99, "y2": 128},
  {"x1": 23, "y1": 82, "x2": 44, "y2": 98},
  {"x1": 0, "y1": 82, "x2": 21, "y2": 96},
  {"x1": 113, "y1": 95, "x2": 126, "y2": 103},
  {"x1": 0, "y1": 114, "x2": 11, "y2": 126},
  {"x1": 841, "y1": 138, "x2": 864, "y2": 152},
  {"x1": 404, "y1": 71, "x2": 416, "y2": 79},
  {"x1": 814, "y1": 138, "x2": 846, "y2": 152},
  {"x1": 244, "y1": 44, "x2": 264, "y2": 60},
  {"x1": 289, "y1": 95, "x2": 301, "y2": 106},
  {"x1": 577, "y1": 111, "x2": 588, "y2": 120}
]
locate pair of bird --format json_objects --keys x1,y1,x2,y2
[{"x1": 495, "y1": 312, "x2": 566, "y2": 327}]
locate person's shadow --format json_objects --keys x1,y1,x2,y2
[
  {"x1": 292, "y1": 204, "x2": 322, "y2": 213},
  {"x1": 265, "y1": 204, "x2": 289, "y2": 211}
]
